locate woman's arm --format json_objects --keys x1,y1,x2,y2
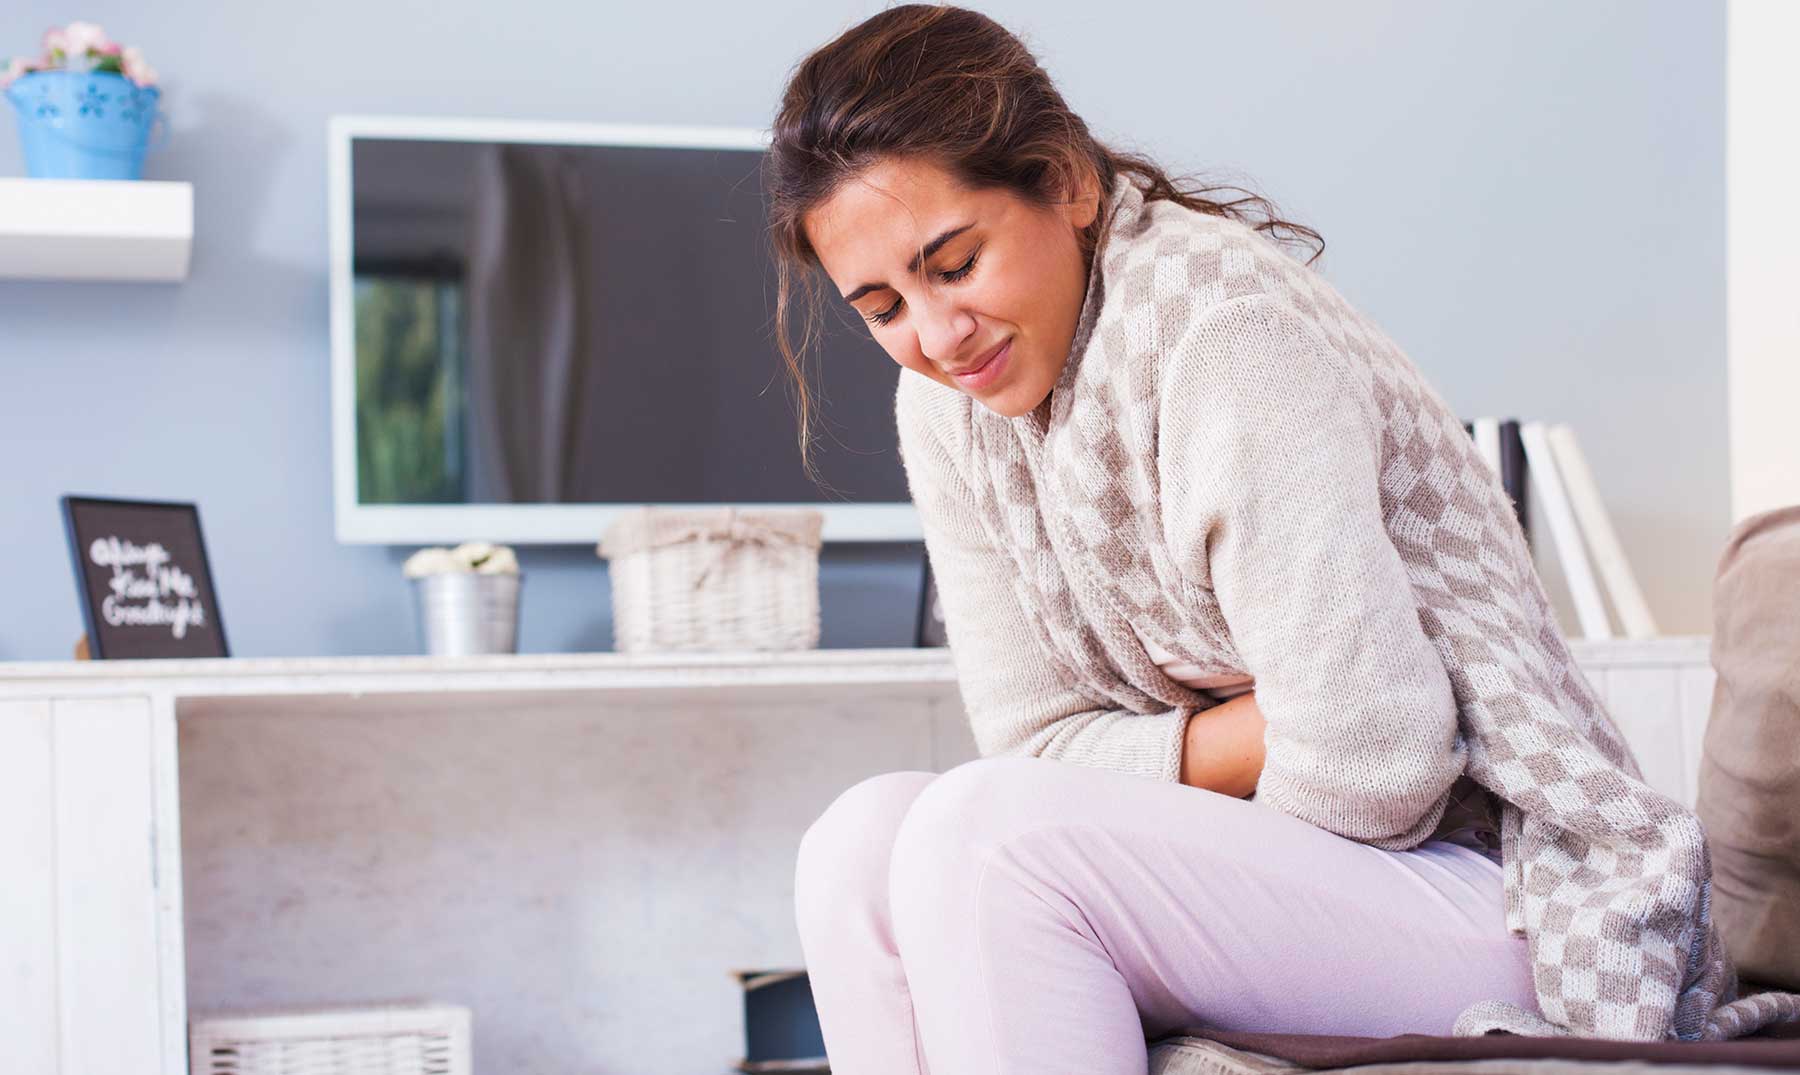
[
  {"x1": 1179, "y1": 691, "x2": 1266, "y2": 797},
  {"x1": 1161, "y1": 290, "x2": 1466, "y2": 848},
  {"x1": 897, "y1": 374, "x2": 1196, "y2": 783}
]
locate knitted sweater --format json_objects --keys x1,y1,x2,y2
[{"x1": 893, "y1": 172, "x2": 1800, "y2": 1041}]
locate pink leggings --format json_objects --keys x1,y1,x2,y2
[{"x1": 793, "y1": 756, "x2": 1537, "y2": 1074}]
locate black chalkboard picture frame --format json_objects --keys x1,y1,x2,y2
[
  {"x1": 60, "y1": 495, "x2": 230, "y2": 659},
  {"x1": 915, "y1": 550, "x2": 948, "y2": 648}
]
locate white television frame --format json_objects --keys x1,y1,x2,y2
[{"x1": 327, "y1": 114, "x2": 922, "y2": 545}]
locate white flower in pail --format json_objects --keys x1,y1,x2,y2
[{"x1": 404, "y1": 542, "x2": 522, "y2": 656}]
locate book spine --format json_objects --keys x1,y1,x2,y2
[
  {"x1": 1499, "y1": 420, "x2": 1530, "y2": 542},
  {"x1": 1546, "y1": 424, "x2": 1658, "y2": 638},
  {"x1": 1472, "y1": 417, "x2": 1503, "y2": 479},
  {"x1": 1521, "y1": 421, "x2": 1613, "y2": 639}
]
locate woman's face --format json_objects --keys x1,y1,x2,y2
[{"x1": 803, "y1": 156, "x2": 1099, "y2": 418}]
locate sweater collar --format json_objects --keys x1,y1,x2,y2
[
  {"x1": 1021, "y1": 171, "x2": 1150, "y2": 440},
  {"x1": 964, "y1": 169, "x2": 1212, "y2": 716}
]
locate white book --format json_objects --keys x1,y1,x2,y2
[
  {"x1": 1472, "y1": 417, "x2": 1503, "y2": 480},
  {"x1": 1547, "y1": 424, "x2": 1658, "y2": 638},
  {"x1": 1520, "y1": 421, "x2": 1614, "y2": 640}
]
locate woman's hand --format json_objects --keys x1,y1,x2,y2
[{"x1": 1178, "y1": 690, "x2": 1267, "y2": 797}]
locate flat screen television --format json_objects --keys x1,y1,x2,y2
[{"x1": 328, "y1": 116, "x2": 918, "y2": 544}]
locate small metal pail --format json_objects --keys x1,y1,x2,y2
[{"x1": 411, "y1": 572, "x2": 522, "y2": 656}]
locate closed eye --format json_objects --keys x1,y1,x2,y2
[{"x1": 865, "y1": 250, "x2": 981, "y2": 327}]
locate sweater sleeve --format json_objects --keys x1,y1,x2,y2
[
  {"x1": 896, "y1": 375, "x2": 1192, "y2": 783},
  {"x1": 1160, "y1": 291, "x2": 1466, "y2": 849}
]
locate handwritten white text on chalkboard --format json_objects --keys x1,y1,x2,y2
[{"x1": 87, "y1": 535, "x2": 209, "y2": 639}]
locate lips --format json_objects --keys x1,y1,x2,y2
[
  {"x1": 953, "y1": 339, "x2": 1009, "y2": 377},
  {"x1": 950, "y1": 337, "x2": 1012, "y2": 391}
]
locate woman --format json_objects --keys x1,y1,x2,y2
[{"x1": 764, "y1": 6, "x2": 1797, "y2": 1071}]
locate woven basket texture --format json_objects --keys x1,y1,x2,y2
[
  {"x1": 188, "y1": 1003, "x2": 470, "y2": 1075},
  {"x1": 598, "y1": 507, "x2": 823, "y2": 653}
]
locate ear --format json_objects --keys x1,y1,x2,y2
[{"x1": 1063, "y1": 163, "x2": 1101, "y2": 231}]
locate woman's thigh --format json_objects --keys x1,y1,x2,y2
[{"x1": 888, "y1": 755, "x2": 1535, "y2": 1046}]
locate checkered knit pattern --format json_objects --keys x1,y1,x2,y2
[{"x1": 893, "y1": 173, "x2": 1800, "y2": 1041}]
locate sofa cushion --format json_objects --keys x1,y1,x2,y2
[{"x1": 1697, "y1": 504, "x2": 1800, "y2": 991}]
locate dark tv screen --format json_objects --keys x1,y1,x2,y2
[{"x1": 349, "y1": 136, "x2": 907, "y2": 507}]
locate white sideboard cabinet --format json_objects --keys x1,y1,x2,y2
[{"x1": 0, "y1": 639, "x2": 1714, "y2": 1075}]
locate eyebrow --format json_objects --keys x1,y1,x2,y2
[{"x1": 841, "y1": 223, "x2": 975, "y2": 303}]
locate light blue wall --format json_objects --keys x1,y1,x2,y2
[{"x1": 0, "y1": 1, "x2": 1725, "y2": 660}]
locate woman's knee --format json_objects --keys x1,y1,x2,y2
[
  {"x1": 893, "y1": 755, "x2": 1057, "y2": 845},
  {"x1": 795, "y1": 770, "x2": 937, "y2": 929},
  {"x1": 887, "y1": 756, "x2": 1052, "y2": 912}
]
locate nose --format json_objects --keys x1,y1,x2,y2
[{"x1": 913, "y1": 289, "x2": 977, "y2": 369}]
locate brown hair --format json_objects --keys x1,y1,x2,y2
[{"x1": 765, "y1": 3, "x2": 1324, "y2": 478}]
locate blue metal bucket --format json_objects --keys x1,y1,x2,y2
[{"x1": 5, "y1": 70, "x2": 163, "y2": 180}]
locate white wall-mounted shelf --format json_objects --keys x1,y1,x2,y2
[{"x1": 0, "y1": 177, "x2": 192, "y2": 282}]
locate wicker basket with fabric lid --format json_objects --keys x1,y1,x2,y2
[{"x1": 597, "y1": 506, "x2": 823, "y2": 653}]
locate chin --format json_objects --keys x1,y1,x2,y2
[
  {"x1": 967, "y1": 389, "x2": 1032, "y2": 418},
  {"x1": 957, "y1": 377, "x2": 1049, "y2": 419}
]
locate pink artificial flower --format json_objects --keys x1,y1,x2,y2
[
  {"x1": 100, "y1": 42, "x2": 122, "y2": 56},
  {"x1": 1, "y1": 57, "x2": 36, "y2": 90},
  {"x1": 121, "y1": 45, "x2": 157, "y2": 88},
  {"x1": 61, "y1": 22, "x2": 112, "y2": 58},
  {"x1": 42, "y1": 27, "x2": 67, "y2": 56}
]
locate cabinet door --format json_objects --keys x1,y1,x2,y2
[
  {"x1": 0, "y1": 698, "x2": 57, "y2": 1073},
  {"x1": 0, "y1": 696, "x2": 164, "y2": 1075}
]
